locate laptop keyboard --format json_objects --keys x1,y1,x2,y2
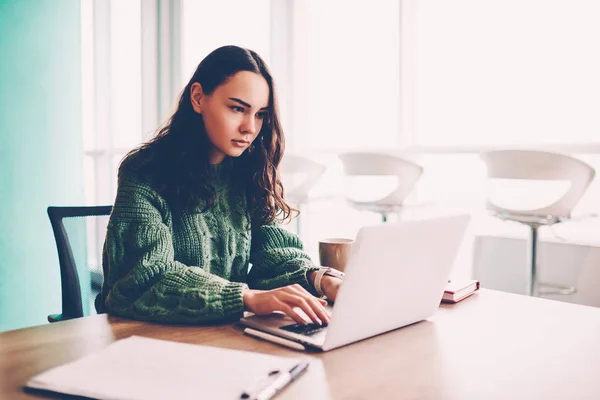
[{"x1": 281, "y1": 323, "x2": 327, "y2": 336}]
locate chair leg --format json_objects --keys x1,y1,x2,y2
[
  {"x1": 527, "y1": 224, "x2": 539, "y2": 296},
  {"x1": 527, "y1": 224, "x2": 577, "y2": 296},
  {"x1": 296, "y1": 218, "x2": 301, "y2": 238}
]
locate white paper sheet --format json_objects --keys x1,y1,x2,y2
[{"x1": 26, "y1": 335, "x2": 307, "y2": 400}]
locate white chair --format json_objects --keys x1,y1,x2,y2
[
  {"x1": 279, "y1": 154, "x2": 327, "y2": 236},
  {"x1": 339, "y1": 152, "x2": 423, "y2": 222},
  {"x1": 480, "y1": 149, "x2": 595, "y2": 297}
]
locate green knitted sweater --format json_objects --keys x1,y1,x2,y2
[{"x1": 96, "y1": 152, "x2": 319, "y2": 324}]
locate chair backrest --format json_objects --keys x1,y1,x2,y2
[
  {"x1": 480, "y1": 150, "x2": 595, "y2": 218},
  {"x1": 339, "y1": 152, "x2": 424, "y2": 205},
  {"x1": 47, "y1": 205, "x2": 112, "y2": 321},
  {"x1": 279, "y1": 154, "x2": 327, "y2": 205}
]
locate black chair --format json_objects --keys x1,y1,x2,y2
[{"x1": 47, "y1": 206, "x2": 112, "y2": 322}]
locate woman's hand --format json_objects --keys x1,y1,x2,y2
[
  {"x1": 321, "y1": 276, "x2": 342, "y2": 303},
  {"x1": 243, "y1": 285, "x2": 331, "y2": 325},
  {"x1": 308, "y1": 270, "x2": 343, "y2": 303}
]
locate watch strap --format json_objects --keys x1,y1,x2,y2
[
  {"x1": 313, "y1": 267, "x2": 345, "y2": 297},
  {"x1": 313, "y1": 268, "x2": 329, "y2": 297}
]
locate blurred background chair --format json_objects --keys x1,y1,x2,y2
[
  {"x1": 339, "y1": 152, "x2": 423, "y2": 222},
  {"x1": 280, "y1": 154, "x2": 327, "y2": 237},
  {"x1": 47, "y1": 205, "x2": 112, "y2": 322},
  {"x1": 480, "y1": 150, "x2": 595, "y2": 297}
]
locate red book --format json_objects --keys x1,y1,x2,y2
[{"x1": 442, "y1": 280, "x2": 480, "y2": 303}]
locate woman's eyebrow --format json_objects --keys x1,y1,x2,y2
[{"x1": 229, "y1": 97, "x2": 269, "y2": 110}]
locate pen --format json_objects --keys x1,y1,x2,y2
[
  {"x1": 254, "y1": 362, "x2": 309, "y2": 400},
  {"x1": 243, "y1": 328, "x2": 306, "y2": 351}
]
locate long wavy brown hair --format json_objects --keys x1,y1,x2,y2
[{"x1": 122, "y1": 45, "x2": 293, "y2": 225}]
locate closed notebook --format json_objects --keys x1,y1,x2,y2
[
  {"x1": 442, "y1": 280, "x2": 480, "y2": 303},
  {"x1": 26, "y1": 335, "x2": 311, "y2": 400}
]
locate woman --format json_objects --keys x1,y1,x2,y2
[{"x1": 96, "y1": 45, "x2": 341, "y2": 325}]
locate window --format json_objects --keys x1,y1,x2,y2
[
  {"x1": 110, "y1": 0, "x2": 143, "y2": 150},
  {"x1": 290, "y1": 0, "x2": 401, "y2": 153},
  {"x1": 276, "y1": 1, "x2": 403, "y2": 259},
  {"x1": 180, "y1": 0, "x2": 271, "y2": 86},
  {"x1": 407, "y1": 0, "x2": 600, "y2": 148},
  {"x1": 82, "y1": 0, "x2": 143, "y2": 207},
  {"x1": 81, "y1": 0, "x2": 144, "y2": 293},
  {"x1": 401, "y1": 0, "x2": 600, "y2": 267}
]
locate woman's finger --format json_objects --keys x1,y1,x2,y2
[
  {"x1": 305, "y1": 295, "x2": 331, "y2": 324},
  {"x1": 278, "y1": 302, "x2": 309, "y2": 325},
  {"x1": 287, "y1": 284, "x2": 329, "y2": 307},
  {"x1": 285, "y1": 286, "x2": 330, "y2": 324},
  {"x1": 291, "y1": 285, "x2": 330, "y2": 323},
  {"x1": 281, "y1": 292, "x2": 322, "y2": 325}
]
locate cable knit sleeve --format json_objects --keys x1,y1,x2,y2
[
  {"x1": 247, "y1": 224, "x2": 320, "y2": 295},
  {"x1": 99, "y1": 171, "x2": 247, "y2": 324}
]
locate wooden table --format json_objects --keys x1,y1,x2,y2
[{"x1": 2, "y1": 289, "x2": 600, "y2": 399}]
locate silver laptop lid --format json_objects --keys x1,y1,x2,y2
[{"x1": 322, "y1": 215, "x2": 470, "y2": 351}]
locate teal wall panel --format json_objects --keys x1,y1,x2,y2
[{"x1": 0, "y1": 0, "x2": 83, "y2": 331}]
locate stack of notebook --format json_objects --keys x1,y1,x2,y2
[{"x1": 442, "y1": 280, "x2": 480, "y2": 303}]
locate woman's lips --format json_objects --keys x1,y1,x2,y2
[{"x1": 232, "y1": 139, "x2": 250, "y2": 148}]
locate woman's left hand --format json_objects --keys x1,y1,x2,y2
[{"x1": 321, "y1": 276, "x2": 342, "y2": 303}]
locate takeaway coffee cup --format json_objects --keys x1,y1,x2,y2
[{"x1": 318, "y1": 238, "x2": 354, "y2": 272}]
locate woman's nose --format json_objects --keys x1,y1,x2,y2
[{"x1": 241, "y1": 115, "x2": 256, "y2": 135}]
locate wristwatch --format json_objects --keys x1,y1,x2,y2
[{"x1": 313, "y1": 267, "x2": 345, "y2": 297}]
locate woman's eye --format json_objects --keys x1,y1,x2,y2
[
  {"x1": 256, "y1": 112, "x2": 267, "y2": 120},
  {"x1": 230, "y1": 106, "x2": 244, "y2": 113}
]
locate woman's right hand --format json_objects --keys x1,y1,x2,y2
[{"x1": 243, "y1": 284, "x2": 331, "y2": 326}]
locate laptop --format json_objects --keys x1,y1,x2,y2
[{"x1": 241, "y1": 215, "x2": 470, "y2": 351}]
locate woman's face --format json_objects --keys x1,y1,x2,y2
[{"x1": 190, "y1": 71, "x2": 270, "y2": 164}]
